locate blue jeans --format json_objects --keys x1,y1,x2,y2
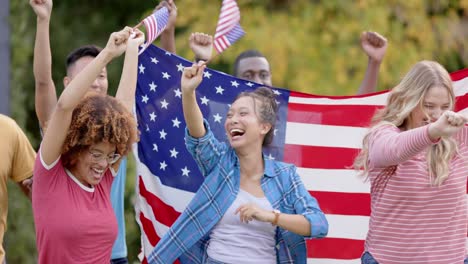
[
  {"x1": 362, "y1": 252, "x2": 468, "y2": 264},
  {"x1": 110, "y1": 257, "x2": 128, "y2": 264},
  {"x1": 361, "y1": 252, "x2": 378, "y2": 264}
]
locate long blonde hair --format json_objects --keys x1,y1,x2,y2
[{"x1": 353, "y1": 60, "x2": 457, "y2": 187}]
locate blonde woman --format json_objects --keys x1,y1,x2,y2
[{"x1": 354, "y1": 60, "x2": 468, "y2": 264}]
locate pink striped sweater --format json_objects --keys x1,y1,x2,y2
[{"x1": 365, "y1": 124, "x2": 467, "y2": 264}]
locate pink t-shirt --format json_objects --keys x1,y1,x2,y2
[
  {"x1": 32, "y1": 151, "x2": 117, "y2": 264},
  {"x1": 366, "y1": 125, "x2": 467, "y2": 264}
]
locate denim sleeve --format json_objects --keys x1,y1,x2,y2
[
  {"x1": 287, "y1": 166, "x2": 328, "y2": 238},
  {"x1": 185, "y1": 119, "x2": 228, "y2": 176}
]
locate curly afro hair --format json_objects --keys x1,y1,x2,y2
[{"x1": 61, "y1": 93, "x2": 139, "y2": 168}]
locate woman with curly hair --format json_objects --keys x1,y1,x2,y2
[
  {"x1": 32, "y1": 27, "x2": 143, "y2": 263},
  {"x1": 353, "y1": 61, "x2": 468, "y2": 264},
  {"x1": 148, "y1": 62, "x2": 328, "y2": 264}
]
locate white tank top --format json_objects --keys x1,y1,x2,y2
[{"x1": 207, "y1": 189, "x2": 276, "y2": 264}]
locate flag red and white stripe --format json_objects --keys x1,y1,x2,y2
[
  {"x1": 138, "y1": 7, "x2": 170, "y2": 55},
  {"x1": 213, "y1": 0, "x2": 245, "y2": 53},
  {"x1": 133, "y1": 45, "x2": 468, "y2": 264}
]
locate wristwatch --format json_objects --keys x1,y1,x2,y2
[{"x1": 272, "y1": 209, "x2": 281, "y2": 226}]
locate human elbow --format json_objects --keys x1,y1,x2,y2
[
  {"x1": 34, "y1": 77, "x2": 53, "y2": 89},
  {"x1": 306, "y1": 211, "x2": 328, "y2": 238},
  {"x1": 55, "y1": 98, "x2": 74, "y2": 113}
]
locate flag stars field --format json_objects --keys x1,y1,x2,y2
[
  {"x1": 181, "y1": 167, "x2": 190, "y2": 177},
  {"x1": 162, "y1": 72, "x2": 171, "y2": 79},
  {"x1": 170, "y1": 148, "x2": 179, "y2": 158},
  {"x1": 141, "y1": 95, "x2": 149, "y2": 103},
  {"x1": 215, "y1": 86, "x2": 224, "y2": 94},
  {"x1": 151, "y1": 57, "x2": 159, "y2": 64},
  {"x1": 159, "y1": 129, "x2": 167, "y2": 139},
  {"x1": 159, "y1": 161, "x2": 167, "y2": 171},
  {"x1": 149, "y1": 82, "x2": 157, "y2": 92},
  {"x1": 200, "y1": 96, "x2": 210, "y2": 105},
  {"x1": 213, "y1": 113, "x2": 223, "y2": 123},
  {"x1": 174, "y1": 89, "x2": 182, "y2": 98},
  {"x1": 160, "y1": 99, "x2": 169, "y2": 109},
  {"x1": 172, "y1": 118, "x2": 181, "y2": 128},
  {"x1": 149, "y1": 112, "x2": 156, "y2": 121},
  {"x1": 139, "y1": 64, "x2": 145, "y2": 74},
  {"x1": 204, "y1": 71, "x2": 212, "y2": 79},
  {"x1": 176, "y1": 63, "x2": 184, "y2": 72}
]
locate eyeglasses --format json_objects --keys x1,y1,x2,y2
[{"x1": 88, "y1": 150, "x2": 121, "y2": 164}]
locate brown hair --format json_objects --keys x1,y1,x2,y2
[{"x1": 61, "y1": 93, "x2": 139, "y2": 168}]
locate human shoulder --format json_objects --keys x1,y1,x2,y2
[
  {"x1": 0, "y1": 114, "x2": 29, "y2": 143},
  {"x1": 266, "y1": 159, "x2": 296, "y2": 177},
  {"x1": 0, "y1": 114, "x2": 20, "y2": 131},
  {"x1": 368, "y1": 122, "x2": 400, "y2": 138},
  {"x1": 371, "y1": 122, "x2": 398, "y2": 132}
]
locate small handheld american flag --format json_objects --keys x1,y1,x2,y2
[
  {"x1": 138, "y1": 6, "x2": 170, "y2": 55},
  {"x1": 213, "y1": 0, "x2": 245, "y2": 53}
]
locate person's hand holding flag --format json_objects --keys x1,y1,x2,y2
[
  {"x1": 136, "y1": 6, "x2": 170, "y2": 55},
  {"x1": 213, "y1": 0, "x2": 245, "y2": 54},
  {"x1": 189, "y1": 0, "x2": 244, "y2": 65},
  {"x1": 154, "y1": 0, "x2": 177, "y2": 32},
  {"x1": 189, "y1": 32, "x2": 213, "y2": 62}
]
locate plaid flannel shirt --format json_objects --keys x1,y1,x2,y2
[{"x1": 148, "y1": 120, "x2": 328, "y2": 264}]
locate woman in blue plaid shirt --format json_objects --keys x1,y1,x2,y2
[{"x1": 148, "y1": 62, "x2": 328, "y2": 264}]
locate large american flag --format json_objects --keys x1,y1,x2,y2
[
  {"x1": 213, "y1": 0, "x2": 245, "y2": 53},
  {"x1": 133, "y1": 44, "x2": 468, "y2": 263},
  {"x1": 138, "y1": 6, "x2": 170, "y2": 55}
]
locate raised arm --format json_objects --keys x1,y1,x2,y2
[
  {"x1": 357, "y1": 31, "x2": 388, "y2": 95},
  {"x1": 115, "y1": 28, "x2": 145, "y2": 111},
  {"x1": 370, "y1": 111, "x2": 468, "y2": 168},
  {"x1": 189, "y1": 32, "x2": 213, "y2": 62},
  {"x1": 40, "y1": 28, "x2": 130, "y2": 165},
  {"x1": 181, "y1": 62, "x2": 206, "y2": 138},
  {"x1": 30, "y1": 0, "x2": 56, "y2": 129},
  {"x1": 157, "y1": 0, "x2": 177, "y2": 54},
  {"x1": 368, "y1": 125, "x2": 433, "y2": 168}
]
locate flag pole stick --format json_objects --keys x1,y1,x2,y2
[{"x1": 133, "y1": 21, "x2": 143, "y2": 30}]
